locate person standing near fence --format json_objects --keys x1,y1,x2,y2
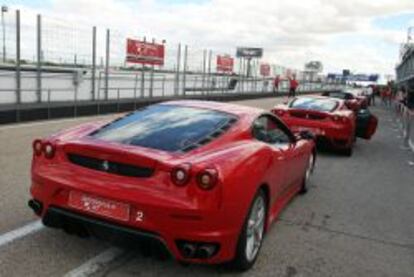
[
  {"x1": 288, "y1": 75, "x2": 299, "y2": 98},
  {"x1": 371, "y1": 84, "x2": 379, "y2": 106},
  {"x1": 366, "y1": 85, "x2": 374, "y2": 106},
  {"x1": 382, "y1": 85, "x2": 392, "y2": 107},
  {"x1": 273, "y1": 75, "x2": 280, "y2": 94}
]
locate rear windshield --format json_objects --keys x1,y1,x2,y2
[
  {"x1": 90, "y1": 104, "x2": 236, "y2": 152},
  {"x1": 323, "y1": 92, "x2": 347, "y2": 99},
  {"x1": 289, "y1": 97, "x2": 338, "y2": 112}
]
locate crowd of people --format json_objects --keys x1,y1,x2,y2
[
  {"x1": 227, "y1": 73, "x2": 412, "y2": 110},
  {"x1": 364, "y1": 83, "x2": 410, "y2": 109}
]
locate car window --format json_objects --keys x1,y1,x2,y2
[
  {"x1": 323, "y1": 92, "x2": 346, "y2": 99},
  {"x1": 90, "y1": 104, "x2": 237, "y2": 152},
  {"x1": 289, "y1": 97, "x2": 338, "y2": 112},
  {"x1": 252, "y1": 115, "x2": 292, "y2": 145}
]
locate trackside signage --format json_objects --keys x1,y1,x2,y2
[
  {"x1": 216, "y1": 55, "x2": 234, "y2": 72},
  {"x1": 126, "y1": 39, "x2": 165, "y2": 66},
  {"x1": 236, "y1": 47, "x2": 263, "y2": 58},
  {"x1": 260, "y1": 64, "x2": 271, "y2": 76}
]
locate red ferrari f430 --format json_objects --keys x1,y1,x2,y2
[
  {"x1": 272, "y1": 96, "x2": 377, "y2": 156},
  {"x1": 29, "y1": 100, "x2": 316, "y2": 271}
]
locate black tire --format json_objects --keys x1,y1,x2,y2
[
  {"x1": 231, "y1": 189, "x2": 267, "y2": 272},
  {"x1": 342, "y1": 146, "x2": 353, "y2": 157},
  {"x1": 299, "y1": 152, "x2": 315, "y2": 194}
]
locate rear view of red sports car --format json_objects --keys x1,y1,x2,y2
[
  {"x1": 29, "y1": 100, "x2": 316, "y2": 271},
  {"x1": 321, "y1": 90, "x2": 367, "y2": 112},
  {"x1": 272, "y1": 96, "x2": 377, "y2": 156}
]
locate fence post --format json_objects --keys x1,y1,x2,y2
[
  {"x1": 47, "y1": 89, "x2": 51, "y2": 119},
  {"x1": 15, "y1": 10, "x2": 21, "y2": 106},
  {"x1": 162, "y1": 75, "x2": 166, "y2": 97},
  {"x1": 1, "y1": 5, "x2": 6, "y2": 62},
  {"x1": 182, "y1": 45, "x2": 188, "y2": 96},
  {"x1": 202, "y1": 49, "x2": 206, "y2": 95},
  {"x1": 175, "y1": 43, "x2": 181, "y2": 96},
  {"x1": 149, "y1": 65, "x2": 154, "y2": 98},
  {"x1": 207, "y1": 50, "x2": 212, "y2": 95},
  {"x1": 74, "y1": 85, "x2": 78, "y2": 117},
  {"x1": 133, "y1": 73, "x2": 138, "y2": 109},
  {"x1": 140, "y1": 64, "x2": 145, "y2": 98},
  {"x1": 91, "y1": 26, "x2": 96, "y2": 100},
  {"x1": 104, "y1": 28, "x2": 110, "y2": 100},
  {"x1": 36, "y1": 14, "x2": 42, "y2": 103},
  {"x1": 117, "y1": 88, "x2": 120, "y2": 112}
]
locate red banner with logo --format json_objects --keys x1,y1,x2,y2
[
  {"x1": 260, "y1": 63, "x2": 271, "y2": 76},
  {"x1": 216, "y1": 55, "x2": 234, "y2": 72},
  {"x1": 126, "y1": 38, "x2": 165, "y2": 66}
]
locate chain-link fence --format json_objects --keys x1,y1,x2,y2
[{"x1": 0, "y1": 7, "x2": 343, "y2": 107}]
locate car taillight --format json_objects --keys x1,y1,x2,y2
[
  {"x1": 197, "y1": 168, "x2": 218, "y2": 190},
  {"x1": 32, "y1": 139, "x2": 43, "y2": 156},
  {"x1": 273, "y1": 109, "x2": 285, "y2": 117},
  {"x1": 332, "y1": 115, "x2": 348, "y2": 123},
  {"x1": 43, "y1": 142, "x2": 56, "y2": 159},
  {"x1": 171, "y1": 163, "x2": 191, "y2": 186}
]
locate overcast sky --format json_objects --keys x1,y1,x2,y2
[{"x1": 2, "y1": 0, "x2": 414, "y2": 79}]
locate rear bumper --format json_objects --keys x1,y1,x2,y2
[
  {"x1": 29, "y1": 177, "x2": 241, "y2": 264},
  {"x1": 316, "y1": 135, "x2": 352, "y2": 149},
  {"x1": 288, "y1": 121, "x2": 354, "y2": 149},
  {"x1": 42, "y1": 206, "x2": 170, "y2": 253}
]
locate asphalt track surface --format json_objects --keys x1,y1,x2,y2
[{"x1": 0, "y1": 97, "x2": 413, "y2": 276}]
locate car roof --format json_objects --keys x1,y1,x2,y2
[
  {"x1": 294, "y1": 95, "x2": 344, "y2": 103},
  {"x1": 162, "y1": 100, "x2": 264, "y2": 117}
]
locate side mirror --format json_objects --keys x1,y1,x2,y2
[{"x1": 298, "y1": 130, "x2": 315, "y2": 140}]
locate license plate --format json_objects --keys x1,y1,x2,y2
[{"x1": 68, "y1": 191, "x2": 130, "y2": 222}]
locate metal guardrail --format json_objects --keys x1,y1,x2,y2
[
  {"x1": 392, "y1": 101, "x2": 414, "y2": 153},
  {"x1": 0, "y1": 84, "x2": 344, "y2": 124}
]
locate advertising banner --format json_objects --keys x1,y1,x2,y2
[
  {"x1": 126, "y1": 38, "x2": 165, "y2": 65},
  {"x1": 260, "y1": 63, "x2": 271, "y2": 76},
  {"x1": 236, "y1": 47, "x2": 263, "y2": 58},
  {"x1": 216, "y1": 55, "x2": 234, "y2": 72}
]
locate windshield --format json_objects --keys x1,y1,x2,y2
[
  {"x1": 324, "y1": 92, "x2": 349, "y2": 100},
  {"x1": 91, "y1": 104, "x2": 236, "y2": 152},
  {"x1": 289, "y1": 97, "x2": 339, "y2": 112}
]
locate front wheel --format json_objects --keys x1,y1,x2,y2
[
  {"x1": 231, "y1": 189, "x2": 267, "y2": 271},
  {"x1": 299, "y1": 152, "x2": 315, "y2": 194}
]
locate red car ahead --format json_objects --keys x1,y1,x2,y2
[
  {"x1": 272, "y1": 96, "x2": 377, "y2": 156},
  {"x1": 29, "y1": 100, "x2": 316, "y2": 271},
  {"x1": 321, "y1": 90, "x2": 368, "y2": 112}
]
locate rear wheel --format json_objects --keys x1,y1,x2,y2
[
  {"x1": 232, "y1": 189, "x2": 267, "y2": 271},
  {"x1": 342, "y1": 146, "x2": 353, "y2": 157}
]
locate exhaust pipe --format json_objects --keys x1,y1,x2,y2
[
  {"x1": 197, "y1": 245, "x2": 216, "y2": 259},
  {"x1": 28, "y1": 199, "x2": 43, "y2": 215},
  {"x1": 181, "y1": 243, "x2": 197, "y2": 258}
]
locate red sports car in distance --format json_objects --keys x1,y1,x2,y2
[
  {"x1": 29, "y1": 100, "x2": 316, "y2": 271},
  {"x1": 272, "y1": 96, "x2": 377, "y2": 156},
  {"x1": 321, "y1": 90, "x2": 368, "y2": 112}
]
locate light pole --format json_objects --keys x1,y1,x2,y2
[{"x1": 1, "y1": 5, "x2": 8, "y2": 63}]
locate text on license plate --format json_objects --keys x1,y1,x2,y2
[{"x1": 68, "y1": 191, "x2": 130, "y2": 222}]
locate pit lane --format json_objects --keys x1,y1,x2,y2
[{"x1": 0, "y1": 97, "x2": 413, "y2": 276}]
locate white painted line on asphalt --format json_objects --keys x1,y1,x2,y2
[
  {"x1": 0, "y1": 220, "x2": 44, "y2": 248},
  {"x1": 63, "y1": 247, "x2": 124, "y2": 277}
]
